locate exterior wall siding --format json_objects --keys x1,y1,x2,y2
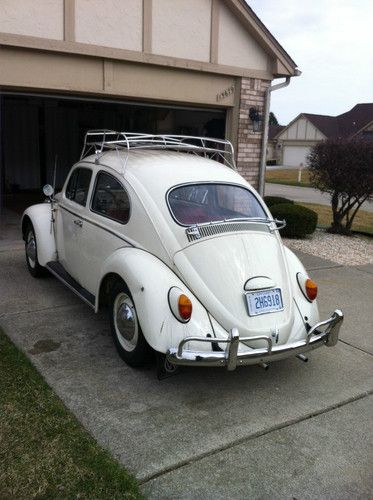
[{"x1": 236, "y1": 77, "x2": 270, "y2": 188}]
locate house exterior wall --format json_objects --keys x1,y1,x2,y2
[
  {"x1": 75, "y1": 0, "x2": 143, "y2": 51},
  {"x1": 236, "y1": 77, "x2": 270, "y2": 186},
  {"x1": 218, "y1": 3, "x2": 268, "y2": 71},
  {"x1": 152, "y1": 0, "x2": 211, "y2": 62},
  {"x1": 0, "y1": 0, "x2": 64, "y2": 39},
  {"x1": 278, "y1": 117, "x2": 325, "y2": 141},
  {"x1": 0, "y1": 0, "x2": 296, "y2": 190},
  {"x1": 274, "y1": 116, "x2": 326, "y2": 166}
]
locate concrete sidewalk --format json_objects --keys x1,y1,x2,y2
[{"x1": 0, "y1": 241, "x2": 372, "y2": 498}]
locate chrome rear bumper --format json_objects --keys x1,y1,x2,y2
[{"x1": 166, "y1": 309, "x2": 343, "y2": 370}]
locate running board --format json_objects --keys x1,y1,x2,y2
[{"x1": 46, "y1": 261, "x2": 95, "y2": 309}]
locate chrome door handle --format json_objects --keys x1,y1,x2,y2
[{"x1": 74, "y1": 219, "x2": 83, "y2": 227}]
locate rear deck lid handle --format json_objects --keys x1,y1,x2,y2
[{"x1": 244, "y1": 276, "x2": 276, "y2": 291}]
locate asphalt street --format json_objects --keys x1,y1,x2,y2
[
  {"x1": 0, "y1": 231, "x2": 372, "y2": 498},
  {"x1": 265, "y1": 183, "x2": 373, "y2": 212}
]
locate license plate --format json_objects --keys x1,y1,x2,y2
[{"x1": 245, "y1": 288, "x2": 283, "y2": 316}]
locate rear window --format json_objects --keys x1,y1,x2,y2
[{"x1": 168, "y1": 183, "x2": 266, "y2": 226}]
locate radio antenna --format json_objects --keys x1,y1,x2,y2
[{"x1": 53, "y1": 155, "x2": 57, "y2": 193}]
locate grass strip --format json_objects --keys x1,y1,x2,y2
[
  {"x1": 266, "y1": 168, "x2": 312, "y2": 187},
  {"x1": 0, "y1": 329, "x2": 143, "y2": 499},
  {"x1": 298, "y1": 202, "x2": 373, "y2": 235}
]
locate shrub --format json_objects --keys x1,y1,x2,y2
[
  {"x1": 308, "y1": 139, "x2": 373, "y2": 235},
  {"x1": 264, "y1": 196, "x2": 294, "y2": 208},
  {"x1": 270, "y1": 203, "x2": 318, "y2": 238}
]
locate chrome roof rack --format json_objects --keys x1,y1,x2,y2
[{"x1": 80, "y1": 130, "x2": 236, "y2": 170}]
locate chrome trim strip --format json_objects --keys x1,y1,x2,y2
[
  {"x1": 167, "y1": 309, "x2": 343, "y2": 369},
  {"x1": 59, "y1": 204, "x2": 134, "y2": 247}
]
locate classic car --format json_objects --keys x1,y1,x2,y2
[{"x1": 22, "y1": 131, "x2": 343, "y2": 374}]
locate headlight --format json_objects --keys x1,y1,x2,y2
[
  {"x1": 297, "y1": 273, "x2": 318, "y2": 301},
  {"x1": 168, "y1": 287, "x2": 193, "y2": 322}
]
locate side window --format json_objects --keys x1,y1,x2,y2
[
  {"x1": 65, "y1": 168, "x2": 92, "y2": 207},
  {"x1": 91, "y1": 172, "x2": 130, "y2": 224}
]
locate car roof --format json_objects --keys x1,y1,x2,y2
[{"x1": 86, "y1": 149, "x2": 250, "y2": 195}]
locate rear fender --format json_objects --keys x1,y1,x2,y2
[
  {"x1": 97, "y1": 248, "x2": 213, "y2": 353},
  {"x1": 284, "y1": 247, "x2": 319, "y2": 338},
  {"x1": 22, "y1": 204, "x2": 57, "y2": 266}
]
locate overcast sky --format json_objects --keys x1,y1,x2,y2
[{"x1": 248, "y1": 0, "x2": 373, "y2": 125}]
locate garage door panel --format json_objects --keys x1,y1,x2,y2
[{"x1": 283, "y1": 146, "x2": 310, "y2": 167}]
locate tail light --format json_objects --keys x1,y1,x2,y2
[
  {"x1": 305, "y1": 278, "x2": 318, "y2": 301},
  {"x1": 297, "y1": 273, "x2": 318, "y2": 302},
  {"x1": 168, "y1": 287, "x2": 193, "y2": 322}
]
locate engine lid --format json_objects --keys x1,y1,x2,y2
[{"x1": 173, "y1": 232, "x2": 294, "y2": 340}]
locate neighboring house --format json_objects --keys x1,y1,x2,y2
[
  {"x1": 0, "y1": 0, "x2": 298, "y2": 215},
  {"x1": 271, "y1": 103, "x2": 373, "y2": 167},
  {"x1": 267, "y1": 124, "x2": 284, "y2": 164}
]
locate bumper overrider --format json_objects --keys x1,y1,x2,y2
[{"x1": 167, "y1": 310, "x2": 343, "y2": 371}]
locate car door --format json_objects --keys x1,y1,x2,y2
[
  {"x1": 56, "y1": 166, "x2": 93, "y2": 281},
  {"x1": 76, "y1": 170, "x2": 132, "y2": 294}
]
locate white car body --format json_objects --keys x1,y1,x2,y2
[{"x1": 22, "y1": 132, "x2": 343, "y2": 372}]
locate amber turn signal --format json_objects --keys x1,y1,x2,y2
[
  {"x1": 305, "y1": 278, "x2": 318, "y2": 301},
  {"x1": 178, "y1": 294, "x2": 193, "y2": 321}
]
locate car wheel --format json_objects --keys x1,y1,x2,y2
[
  {"x1": 109, "y1": 281, "x2": 152, "y2": 367},
  {"x1": 25, "y1": 223, "x2": 45, "y2": 278}
]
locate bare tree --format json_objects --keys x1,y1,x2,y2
[{"x1": 308, "y1": 139, "x2": 373, "y2": 235}]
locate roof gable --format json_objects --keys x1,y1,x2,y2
[{"x1": 277, "y1": 104, "x2": 373, "y2": 141}]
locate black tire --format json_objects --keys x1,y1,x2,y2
[
  {"x1": 24, "y1": 223, "x2": 45, "y2": 278},
  {"x1": 109, "y1": 281, "x2": 152, "y2": 367}
]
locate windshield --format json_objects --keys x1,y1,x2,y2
[{"x1": 168, "y1": 183, "x2": 266, "y2": 226}]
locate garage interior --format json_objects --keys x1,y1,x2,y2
[{"x1": 0, "y1": 93, "x2": 225, "y2": 215}]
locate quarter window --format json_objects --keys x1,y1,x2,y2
[
  {"x1": 91, "y1": 172, "x2": 130, "y2": 224},
  {"x1": 65, "y1": 168, "x2": 92, "y2": 206}
]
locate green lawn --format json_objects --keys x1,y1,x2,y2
[
  {"x1": 0, "y1": 329, "x2": 143, "y2": 499},
  {"x1": 266, "y1": 168, "x2": 312, "y2": 187},
  {"x1": 299, "y1": 202, "x2": 373, "y2": 235}
]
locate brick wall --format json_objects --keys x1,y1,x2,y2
[{"x1": 236, "y1": 77, "x2": 270, "y2": 189}]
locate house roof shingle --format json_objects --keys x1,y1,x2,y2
[
  {"x1": 300, "y1": 104, "x2": 373, "y2": 140},
  {"x1": 268, "y1": 124, "x2": 285, "y2": 140}
]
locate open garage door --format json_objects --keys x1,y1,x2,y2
[
  {"x1": 283, "y1": 145, "x2": 310, "y2": 167},
  {"x1": 0, "y1": 93, "x2": 226, "y2": 216}
]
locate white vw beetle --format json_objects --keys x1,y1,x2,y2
[{"x1": 22, "y1": 131, "x2": 343, "y2": 373}]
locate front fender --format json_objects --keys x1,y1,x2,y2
[
  {"x1": 97, "y1": 248, "x2": 214, "y2": 353},
  {"x1": 22, "y1": 204, "x2": 57, "y2": 266}
]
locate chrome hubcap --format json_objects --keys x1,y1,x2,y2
[
  {"x1": 26, "y1": 231, "x2": 36, "y2": 268},
  {"x1": 113, "y1": 293, "x2": 138, "y2": 352}
]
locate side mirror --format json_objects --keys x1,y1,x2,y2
[{"x1": 43, "y1": 184, "x2": 54, "y2": 197}]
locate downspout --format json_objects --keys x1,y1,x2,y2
[{"x1": 258, "y1": 70, "x2": 301, "y2": 197}]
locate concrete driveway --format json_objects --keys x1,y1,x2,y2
[{"x1": 1, "y1": 239, "x2": 372, "y2": 498}]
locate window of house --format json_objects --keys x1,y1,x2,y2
[{"x1": 91, "y1": 172, "x2": 130, "y2": 224}]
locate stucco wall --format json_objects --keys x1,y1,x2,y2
[
  {"x1": 152, "y1": 0, "x2": 211, "y2": 62},
  {"x1": 75, "y1": 0, "x2": 143, "y2": 51},
  {"x1": 218, "y1": 3, "x2": 268, "y2": 70},
  {"x1": 0, "y1": 0, "x2": 64, "y2": 39}
]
